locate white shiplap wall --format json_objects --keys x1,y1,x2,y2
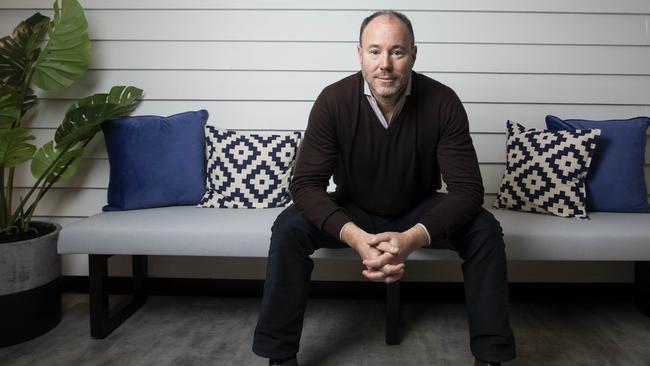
[{"x1": 1, "y1": 0, "x2": 648, "y2": 281}]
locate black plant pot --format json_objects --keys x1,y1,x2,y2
[{"x1": 0, "y1": 223, "x2": 62, "y2": 347}]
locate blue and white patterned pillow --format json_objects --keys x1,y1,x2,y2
[
  {"x1": 198, "y1": 127, "x2": 301, "y2": 208},
  {"x1": 494, "y1": 121, "x2": 600, "y2": 218}
]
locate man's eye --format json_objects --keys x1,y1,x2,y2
[
  {"x1": 392, "y1": 50, "x2": 404, "y2": 57},
  {"x1": 369, "y1": 49, "x2": 381, "y2": 55}
]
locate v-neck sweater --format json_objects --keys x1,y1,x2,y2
[{"x1": 290, "y1": 71, "x2": 484, "y2": 240}]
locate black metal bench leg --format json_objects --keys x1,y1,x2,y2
[
  {"x1": 385, "y1": 281, "x2": 400, "y2": 345},
  {"x1": 634, "y1": 261, "x2": 650, "y2": 316},
  {"x1": 89, "y1": 254, "x2": 149, "y2": 339}
]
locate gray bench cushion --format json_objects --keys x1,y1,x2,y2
[
  {"x1": 58, "y1": 206, "x2": 282, "y2": 258},
  {"x1": 57, "y1": 206, "x2": 650, "y2": 261},
  {"x1": 490, "y1": 210, "x2": 650, "y2": 260}
]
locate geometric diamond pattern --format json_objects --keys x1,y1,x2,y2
[
  {"x1": 197, "y1": 127, "x2": 301, "y2": 208},
  {"x1": 494, "y1": 121, "x2": 600, "y2": 218}
]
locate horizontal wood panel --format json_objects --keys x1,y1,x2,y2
[
  {"x1": 26, "y1": 128, "x2": 510, "y2": 161},
  {"x1": 1, "y1": 10, "x2": 647, "y2": 45},
  {"x1": 38, "y1": 70, "x2": 650, "y2": 105},
  {"x1": 24, "y1": 124, "x2": 650, "y2": 164},
  {"x1": 27, "y1": 129, "x2": 107, "y2": 159},
  {"x1": 24, "y1": 100, "x2": 314, "y2": 130},
  {"x1": 12, "y1": 188, "x2": 106, "y2": 217},
  {"x1": 15, "y1": 171, "x2": 650, "y2": 217},
  {"x1": 0, "y1": 189, "x2": 498, "y2": 216},
  {"x1": 88, "y1": 41, "x2": 650, "y2": 75},
  {"x1": 8, "y1": 159, "x2": 503, "y2": 194},
  {"x1": 469, "y1": 105, "x2": 650, "y2": 132},
  {"x1": 12, "y1": 159, "x2": 110, "y2": 189},
  {"x1": 24, "y1": 100, "x2": 650, "y2": 133},
  {"x1": 484, "y1": 194, "x2": 498, "y2": 207},
  {"x1": 3, "y1": 0, "x2": 650, "y2": 14},
  {"x1": 12, "y1": 157, "x2": 650, "y2": 199},
  {"x1": 473, "y1": 134, "x2": 508, "y2": 162}
]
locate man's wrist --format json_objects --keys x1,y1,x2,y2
[
  {"x1": 415, "y1": 223, "x2": 431, "y2": 247},
  {"x1": 340, "y1": 222, "x2": 364, "y2": 249},
  {"x1": 405, "y1": 224, "x2": 430, "y2": 248},
  {"x1": 339, "y1": 222, "x2": 353, "y2": 242}
]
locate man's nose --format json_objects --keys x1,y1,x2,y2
[{"x1": 379, "y1": 52, "x2": 392, "y2": 70}]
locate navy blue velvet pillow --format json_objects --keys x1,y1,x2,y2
[
  {"x1": 546, "y1": 115, "x2": 650, "y2": 213},
  {"x1": 102, "y1": 110, "x2": 208, "y2": 211}
]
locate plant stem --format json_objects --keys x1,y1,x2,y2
[
  {"x1": 0, "y1": 167, "x2": 6, "y2": 228},
  {"x1": 21, "y1": 174, "x2": 51, "y2": 231},
  {"x1": 9, "y1": 145, "x2": 67, "y2": 226},
  {"x1": 6, "y1": 63, "x2": 36, "y2": 230},
  {"x1": 5, "y1": 167, "x2": 15, "y2": 222},
  {"x1": 21, "y1": 139, "x2": 88, "y2": 229}
]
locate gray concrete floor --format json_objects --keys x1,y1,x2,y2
[{"x1": 1, "y1": 294, "x2": 650, "y2": 365}]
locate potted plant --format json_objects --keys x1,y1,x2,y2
[{"x1": 0, "y1": 0, "x2": 142, "y2": 346}]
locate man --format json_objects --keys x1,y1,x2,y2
[{"x1": 253, "y1": 10, "x2": 516, "y2": 366}]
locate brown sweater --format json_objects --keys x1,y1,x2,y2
[{"x1": 290, "y1": 71, "x2": 484, "y2": 240}]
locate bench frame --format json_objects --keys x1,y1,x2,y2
[
  {"x1": 87, "y1": 254, "x2": 650, "y2": 343},
  {"x1": 635, "y1": 261, "x2": 650, "y2": 316},
  {"x1": 89, "y1": 255, "x2": 148, "y2": 339}
]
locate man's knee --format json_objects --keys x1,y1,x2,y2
[
  {"x1": 459, "y1": 209, "x2": 506, "y2": 260},
  {"x1": 270, "y1": 205, "x2": 317, "y2": 256},
  {"x1": 473, "y1": 209, "x2": 504, "y2": 239}
]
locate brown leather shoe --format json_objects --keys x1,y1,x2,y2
[
  {"x1": 474, "y1": 359, "x2": 501, "y2": 366},
  {"x1": 269, "y1": 357, "x2": 298, "y2": 366}
]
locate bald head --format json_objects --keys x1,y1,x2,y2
[{"x1": 359, "y1": 10, "x2": 415, "y2": 48}]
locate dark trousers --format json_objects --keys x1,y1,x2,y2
[{"x1": 253, "y1": 193, "x2": 516, "y2": 363}]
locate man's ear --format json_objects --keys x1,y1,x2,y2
[
  {"x1": 411, "y1": 45, "x2": 417, "y2": 64},
  {"x1": 357, "y1": 44, "x2": 364, "y2": 64}
]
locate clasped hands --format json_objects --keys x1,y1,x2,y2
[{"x1": 341, "y1": 223, "x2": 428, "y2": 284}]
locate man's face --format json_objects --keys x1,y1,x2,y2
[{"x1": 357, "y1": 15, "x2": 417, "y2": 104}]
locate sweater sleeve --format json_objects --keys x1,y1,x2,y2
[
  {"x1": 419, "y1": 90, "x2": 485, "y2": 240},
  {"x1": 290, "y1": 89, "x2": 352, "y2": 238}
]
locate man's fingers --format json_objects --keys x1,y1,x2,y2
[
  {"x1": 364, "y1": 265, "x2": 405, "y2": 283},
  {"x1": 367, "y1": 232, "x2": 392, "y2": 246},
  {"x1": 363, "y1": 252, "x2": 394, "y2": 268},
  {"x1": 379, "y1": 263, "x2": 405, "y2": 275},
  {"x1": 375, "y1": 241, "x2": 398, "y2": 255},
  {"x1": 362, "y1": 269, "x2": 387, "y2": 282},
  {"x1": 384, "y1": 270, "x2": 404, "y2": 283}
]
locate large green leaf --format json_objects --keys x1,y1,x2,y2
[
  {"x1": 54, "y1": 86, "x2": 143, "y2": 148},
  {"x1": 32, "y1": 0, "x2": 90, "y2": 91},
  {"x1": 31, "y1": 140, "x2": 83, "y2": 183},
  {"x1": 0, "y1": 127, "x2": 36, "y2": 167},
  {"x1": 0, "y1": 13, "x2": 49, "y2": 88},
  {"x1": 0, "y1": 85, "x2": 37, "y2": 127},
  {"x1": 0, "y1": 91, "x2": 20, "y2": 128}
]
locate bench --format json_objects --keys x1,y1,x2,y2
[{"x1": 57, "y1": 205, "x2": 650, "y2": 344}]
